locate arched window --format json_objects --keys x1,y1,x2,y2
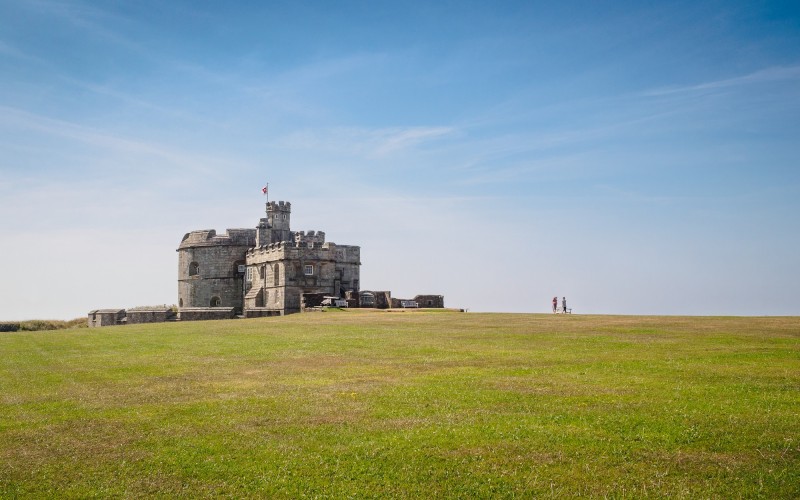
[
  {"x1": 179, "y1": 298, "x2": 183, "y2": 307},
  {"x1": 189, "y1": 262, "x2": 199, "y2": 276},
  {"x1": 210, "y1": 296, "x2": 221, "y2": 307}
]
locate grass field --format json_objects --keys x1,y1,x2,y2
[{"x1": 1, "y1": 310, "x2": 798, "y2": 498}]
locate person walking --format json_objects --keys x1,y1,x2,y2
[
  {"x1": 562, "y1": 297, "x2": 567, "y2": 314},
  {"x1": 552, "y1": 296, "x2": 558, "y2": 313}
]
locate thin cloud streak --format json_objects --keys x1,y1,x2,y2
[
  {"x1": 0, "y1": 40, "x2": 45, "y2": 63},
  {"x1": 643, "y1": 65, "x2": 800, "y2": 97},
  {"x1": 0, "y1": 105, "x2": 223, "y2": 176},
  {"x1": 23, "y1": 0, "x2": 148, "y2": 56},
  {"x1": 275, "y1": 125, "x2": 456, "y2": 158}
]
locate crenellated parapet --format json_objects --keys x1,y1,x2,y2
[
  {"x1": 291, "y1": 230, "x2": 326, "y2": 248},
  {"x1": 247, "y1": 240, "x2": 360, "y2": 264},
  {"x1": 267, "y1": 200, "x2": 291, "y2": 211},
  {"x1": 178, "y1": 228, "x2": 256, "y2": 249},
  {"x1": 247, "y1": 240, "x2": 290, "y2": 258}
]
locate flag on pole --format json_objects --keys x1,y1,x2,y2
[{"x1": 261, "y1": 184, "x2": 268, "y2": 195}]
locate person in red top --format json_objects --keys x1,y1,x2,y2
[{"x1": 552, "y1": 296, "x2": 558, "y2": 313}]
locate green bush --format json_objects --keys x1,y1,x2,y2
[{"x1": 9, "y1": 318, "x2": 88, "y2": 332}]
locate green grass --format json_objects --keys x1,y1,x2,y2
[{"x1": 1, "y1": 311, "x2": 798, "y2": 497}]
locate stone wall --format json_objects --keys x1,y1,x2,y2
[
  {"x1": 414, "y1": 295, "x2": 445, "y2": 308},
  {"x1": 177, "y1": 228, "x2": 256, "y2": 312},
  {"x1": 245, "y1": 240, "x2": 361, "y2": 315},
  {"x1": 243, "y1": 308, "x2": 283, "y2": 318},
  {"x1": 88, "y1": 309, "x2": 126, "y2": 327},
  {"x1": 127, "y1": 308, "x2": 177, "y2": 324},
  {"x1": 359, "y1": 291, "x2": 391, "y2": 309},
  {"x1": 178, "y1": 307, "x2": 236, "y2": 322}
]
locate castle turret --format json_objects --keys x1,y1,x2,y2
[{"x1": 256, "y1": 201, "x2": 292, "y2": 246}]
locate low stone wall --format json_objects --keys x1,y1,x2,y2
[
  {"x1": 414, "y1": 295, "x2": 445, "y2": 308},
  {"x1": 88, "y1": 309, "x2": 126, "y2": 328},
  {"x1": 360, "y1": 291, "x2": 391, "y2": 309},
  {"x1": 244, "y1": 308, "x2": 283, "y2": 318},
  {"x1": 127, "y1": 309, "x2": 177, "y2": 324},
  {"x1": 178, "y1": 307, "x2": 236, "y2": 322}
]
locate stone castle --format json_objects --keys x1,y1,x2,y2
[
  {"x1": 178, "y1": 200, "x2": 361, "y2": 316},
  {"x1": 88, "y1": 199, "x2": 444, "y2": 326}
]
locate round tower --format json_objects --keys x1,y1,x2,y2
[{"x1": 177, "y1": 228, "x2": 256, "y2": 313}]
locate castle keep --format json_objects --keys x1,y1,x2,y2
[{"x1": 178, "y1": 201, "x2": 361, "y2": 316}]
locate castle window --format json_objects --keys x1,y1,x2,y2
[
  {"x1": 308, "y1": 242, "x2": 314, "y2": 249},
  {"x1": 273, "y1": 264, "x2": 279, "y2": 286},
  {"x1": 179, "y1": 298, "x2": 183, "y2": 307},
  {"x1": 189, "y1": 262, "x2": 199, "y2": 276},
  {"x1": 304, "y1": 264, "x2": 314, "y2": 276},
  {"x1": 210, "y1": 296, "x2": 221, "y2": 307}
]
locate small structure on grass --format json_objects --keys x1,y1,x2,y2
[{"x1": 88, "y1": 309, "x2": 126, "y2": 328}]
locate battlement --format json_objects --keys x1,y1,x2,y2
[
  {"x1": 291, "y1": 230, "x2": 326, "y2": 247},
  {"x1": 247, "y1": 240, "x2": 294, "y2": 256},
  {"x1": 266, "y1": 200, "x2": 291, "y2": 212},
  {"x1": 178, "y1": 228, "x2": 256, "y2": 249}
]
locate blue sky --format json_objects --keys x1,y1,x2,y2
[{"x1": 1, "y1": 0, "x2": 799, "y2": 319}]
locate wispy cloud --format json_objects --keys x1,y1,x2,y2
[
  {"x1": 0, "y1": 40, "x2": 43, "y2": 63},
  {"x1": 643, "y1": 65, "x2": 800, "y2": 97},
  {"x1": 57, "y1": 75, "x2": 214, "y2": 124},
  {"x1": 24, "y1": 0, "x2": 146, "y2": 55},
  {"x1": 373, "y1": 126, "x2": 455, "y2": 155},
  {"x1": 447, "y1": 104, "x2": 685, "y2": 179},
  {"x1": 276, "y1": 125, "x2": 456, "y2": 158},
  {"x1": 0, "y1": 105, "x2": 225, "y2": 176}
]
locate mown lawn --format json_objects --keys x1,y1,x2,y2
[{"x1": 1, "y1": 311, "x2": 798, "y2": 497}]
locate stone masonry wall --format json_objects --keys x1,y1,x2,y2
[
  {"x1": 245, "y1": 241, "x2": 360, "y2": 315},
  {"x1": 177, "y1": 229, "x2": 256, "y2": 312},
  {"x1": 178, "y1": 307, "x2": 236, "y2": 321}
]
